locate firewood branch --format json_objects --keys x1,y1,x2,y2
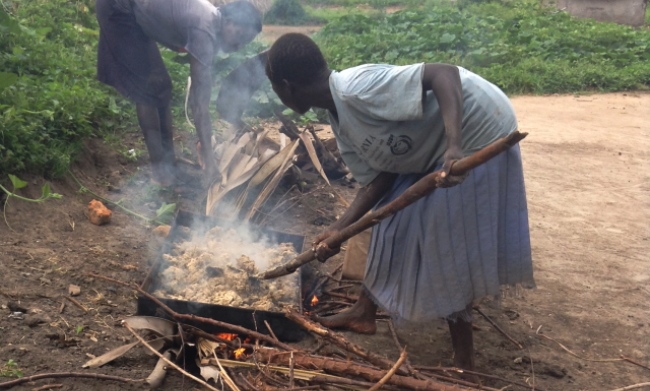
[
  {"x1": 0, "y1": 373, "x2": 140, "y2": 389},
  {"x1": 86, "y1": 273, "x2": 300, "y2": 352},
  {"x1": 261, "y1": 131, "x2": 528, "y2": 279}
]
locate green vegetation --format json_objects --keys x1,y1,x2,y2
[
  {"x1": 265, "y1": 0, "x2": 320, "y2": 25},
  {"x1": 315, "y1": 1, "x2": 650, "y2": 94},
  {"x1": 0, "y1": 0, "x2": 131, "y2": 177},
  {"x1": 0, "y1": 1, "x2": 271, "y2": 178},
  {"x1": 1, "y1": 359, "x2": 22, "y2": 378},
  {"x1": 1, "y1": 174, "x2": 62, "y2": 229},
  {"x1": 1, "y1": 0, "x2": 649, "y2": 178}
]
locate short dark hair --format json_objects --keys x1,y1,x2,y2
[
  {"x1": 221, "y1": 1, "x2": 262, "y2": 33},
  {"x1": 265, "y1": 33, "x2": 328, "y2": 85}
]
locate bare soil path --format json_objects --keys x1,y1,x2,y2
[{"x1": 0, "y1": 92, "x2": 648, "y2": 390}]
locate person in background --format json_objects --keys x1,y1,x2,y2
[
  {"x1": 96, "y1": 0, "x2": 262, "y2": 186},
  {"x1": 265, "y1": 33, "x2": 535, "y2": 371}
]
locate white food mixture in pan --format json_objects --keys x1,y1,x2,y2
[{"x1": 154, "y1": 226, "x2": 299, "y2": 311}]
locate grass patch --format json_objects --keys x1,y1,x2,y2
[
  {"x1": 265, "y1": 0, "x2": 321, "y2": 25},
  {"x1": 315, "y1": 0, "x2": 650, "y2": 94}
]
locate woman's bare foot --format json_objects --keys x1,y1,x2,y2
[{"x1": 316, "y1": 291, "x2": 378, "y2": 334}]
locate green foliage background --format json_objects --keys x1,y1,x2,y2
[
  {"x1": 1, "y1": 0, "x2": 649, "y2": 177},
  {"x1": 315, "y1": 1, "x2": 650, "y2": 94},
  {"x1": 0, "y1": 0, "x2": 276, "y2": 177},
  {"x1": 265, "y1": 0, "x2": 320, "y2": 25}
]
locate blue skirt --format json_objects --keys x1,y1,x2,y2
[{"x1": 365, "y1": 144, "x2": 535, "y2": 322}]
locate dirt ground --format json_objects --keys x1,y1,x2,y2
[
  {"x1": 0, "y1": 92, "x2": 648, "y2": 391},
  {"x1": 260, "y1": 25, "x2": 322, "y2": 43}
]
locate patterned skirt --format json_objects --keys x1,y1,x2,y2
[{"x1": 364, "y1": 145, "x2": 535, "y2": 322}]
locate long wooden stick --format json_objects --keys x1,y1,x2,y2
[
  {"x1": 608, "y1": 382, "x2": 650, "y2": 391},
  {"x1": 63, "y1": 296, "x2": 88, "y2": 312},
  {"x1": 124, "y1": 323, "x2": 220, "y2": 391},
  {"x1": 414, "y1": 366, "x2": 548, "y2": 391},
  {"x1": 0, "y1": 373, "x2": 139, "y2": 389},
  {"x1": 387, "y1": 320, "x2": 414, "y2": 373},
  {"x1": 262, "y1": 131, "x2": 527, "y2": 279},
  {"x1": 257, "y1": 350, "x2": 479, "y2": 391},
  {"x1": 285, "y1": 311, "x2": 406, "y2": 374},
  {"x1": 310, "y1": 376, "x2": 401, "y2": 391},
  {"x1": 474, "y1": 307, "x2": 523, "y2": 349},
  {"x1": 368, "y1": 348, "x2": 407, "y2": 391},
  {"x1": 86, "y1": 273, "x2": 299, "y2": 352}
]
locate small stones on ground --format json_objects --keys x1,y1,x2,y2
[
  {"x1": 152, "y1": 225, "x2": 171, "y2": 238},
  {"x1": 9, "y1": 312, "x2": 25, "y2": 320},
  {"x1": 88, "y1": 199, "x2": 112, "y2": 225},
  {"x1": 25, "y1": 313, "x2": 52, "y2": 327},
  {"x1": 542, "y1": 364, "x2": 567, "y2": 378},
  {"x1": 513, "y1": 357, "x2": 523, "y2": 364},
  {"x1": 7, "y1": 301, "x2": 28, "y2": 313},
  {"x1": 68, "y1": 284, "x2": 81, "y2": 296}
]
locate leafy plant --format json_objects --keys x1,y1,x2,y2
[
  {"x1": 1, "y1": 360, "x2": 23, "y2": 378},
  {"x1": 264, "y1": 0, "x2": 319, "y2": 25},
  {"x1": 282, "y1": 108, "x2": 319, "y2": 126},
  {"x1": 0, "y1": 174, "x2": 62, "y2": 229},
  {"x1": 315, "y1": 1, "x2": 650, "y2": 94},
  {"x1": 156, "y1": 202, "x2": 176, "y2": 224},
  {"x1": 76, "y1": 325, "x2": 83, "y2": 334}
]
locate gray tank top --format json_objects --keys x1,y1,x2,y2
[{"x1": 118, "y1": 0, "x2": 222, "y2": 66}]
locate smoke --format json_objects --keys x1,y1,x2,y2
[
  {"x1": 215, "y1": 50, "x2": 269, "y2": 124},
  {"x1": 150, "y1": 216, "x2": 301, "y2": 311}
]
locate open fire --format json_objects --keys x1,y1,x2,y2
[
  {"x1": 311, "y1": 295, "x2": 319, "y2": 306},
  {"x1": 216, "y1": 333, "x2": 238, "y2": 341}
]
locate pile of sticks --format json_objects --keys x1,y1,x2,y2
[{"x1": 62, "y1": 273, "x2": 542, "y2": 391}]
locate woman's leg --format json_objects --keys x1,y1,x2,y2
[
  {"x1": 447, "y1": 303, "x2": 475, "y2": 371},
  {"x1": 316, "y1": 290, "x2": 378, "y2": 334},
  {"x1": 158, "y1": 104, "x2": 176, "y2": 165},
  {"x1": 137, "y1": 103, "x2": 174, "y2": 186}
]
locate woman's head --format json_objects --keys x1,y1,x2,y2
[
  {"x1": 265, "y1": 33, "x2": 330, "y2": 113},
  {"x1": 220, "y1": 1, "x2": 262, "y2": 52}
]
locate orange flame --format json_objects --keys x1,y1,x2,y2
[
  {"x1": 311, "y1": 295, "x2": 319, "y2": 306},
  {"x1": 234, "y1": 348, "x2": 246, "y2": 359},
  {"x1": 216, "y1": 333, "x2": 238, "y2": 341}
]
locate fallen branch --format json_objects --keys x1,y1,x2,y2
[
  {"x1": 63, "y1": 296, "x2": 87, "y2": 313},
  {"x1": 31, "y1": 385, "x2": 62, "y2": 391},
  {"x1": 608, "y1": 382, "x2": 650, "y2": 391},
  {"x1": 387, "y1": 320, "x2": 414, "y2": 373},
  {"x1": 413, "y1": 366, "x2": 548, "y2": 391},
  {"x1": 239, "y1": 373, "x2": 260, "y2": 391},
  {"x1": 536, "y1": 333, "x2": 622, "y2": 362},
  {"x1": 310, "y1": 376, "x2": 401, "y2": 391},
  {"x1": 620, "y1": 355, "x2": 650, "y2": 372},
  {"x1": 86, "y1": 273, "x2": 299, "y2": 352},
  {"x1": 329, "y1": 284, "x2": 356, "y2": 291},
  {"x1": 262, "y1": 131, "x2": 528, "y2": 279},
  {"x1": 124, "y1": 323, "x2": 220, "y2": 391},
  {"x1": 473, "y1": 307, "x2": 522, "y2": 349},
  {"x1": 369, "y1": 348, "x2": 407, "y2": 391},
  {"x1": 257, "y1": 350, "x2": 478, "y2": 391},
  {"x1": 264, "y1": 320, "x2": 279, "y2": 342},
  {"x1": 324, "y1": 291, "x2": 360, "y2": 302},
  {"x1": 285, "y1": 311, "x2": 407, "y2": 374},
  {"x1": 0, "y1": 373, "x2": 140, "y2": 389}
]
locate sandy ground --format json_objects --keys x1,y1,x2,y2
[
  {"x1": 0, "y1": 92, "x2": 648, "y2": 390},
  {"x1": 260, "y1": 25, "x2": 322, "y2": 43}
]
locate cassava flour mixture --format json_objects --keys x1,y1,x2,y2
[{"x1": 153, "y1": 226, "x2": 299, "y2": 311}]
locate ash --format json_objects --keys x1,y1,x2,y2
[{"x1": 154, "y1": 226, "x2": 299, "y2": 311}]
